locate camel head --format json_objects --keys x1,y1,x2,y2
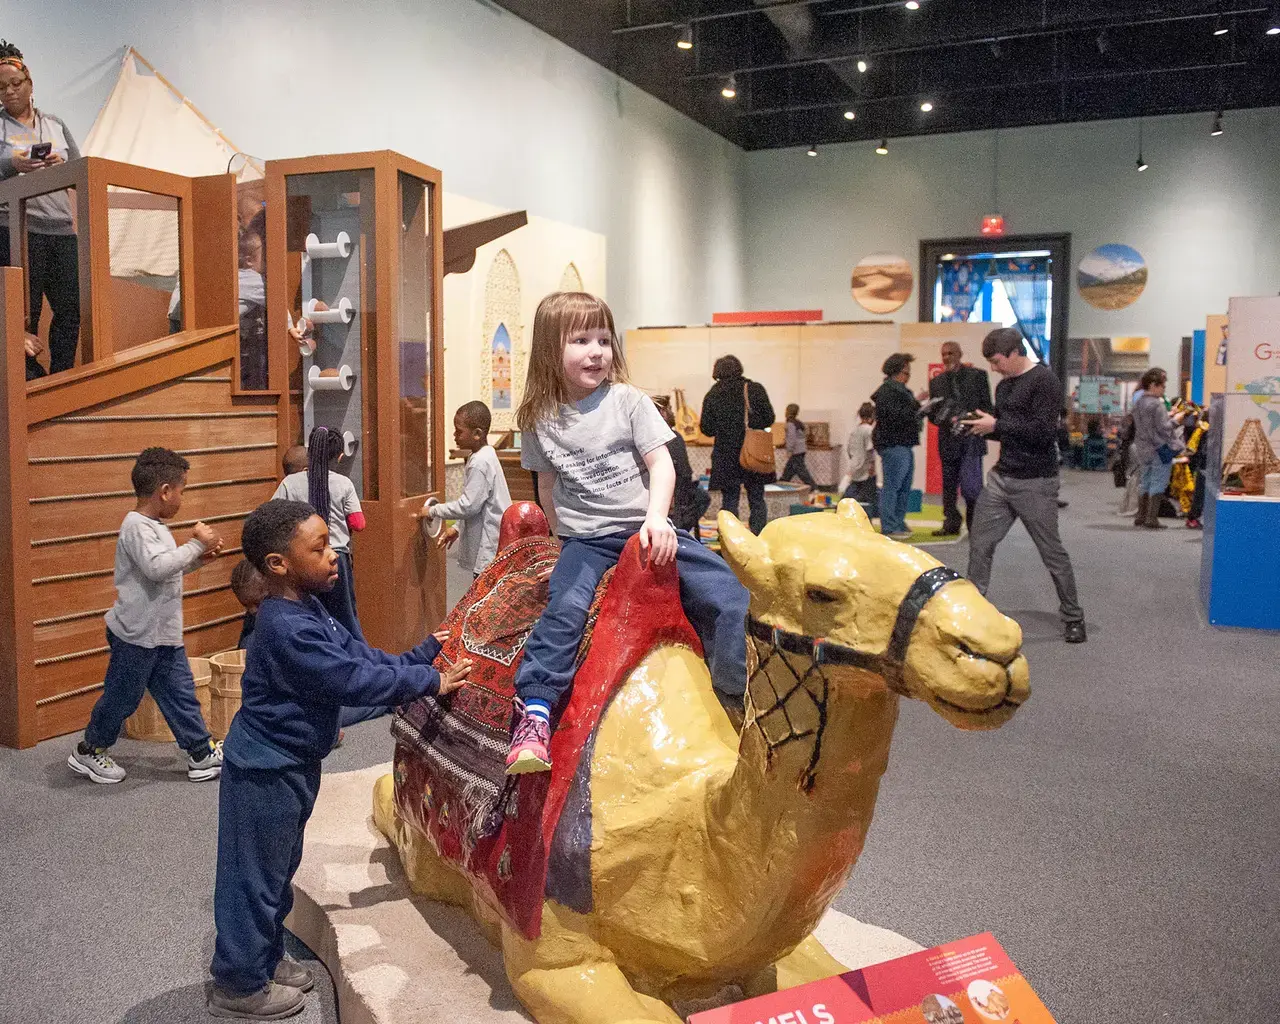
[{"x1": 718, "y1": 501, "x2": 1028, "y2": 730}]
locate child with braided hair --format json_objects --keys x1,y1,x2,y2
[{"x1": 272, "y1": 427, "x2": 365, "y2": 640}]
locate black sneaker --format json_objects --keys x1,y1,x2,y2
[{"x1": 1064, "y1": 621, "x2": 1087, "y2": 644}]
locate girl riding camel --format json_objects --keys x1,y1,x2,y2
[{"x1": 508, "y1": 292, "x2": 749, "y2": 773}]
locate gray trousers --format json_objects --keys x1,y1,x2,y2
[{"x1": 967, "y1": 471, "x2": 1083, "y2": 624}]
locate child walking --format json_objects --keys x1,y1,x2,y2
[
  {"x1": 779, "y1": 403, "x2": 817, "y2": 487},
  {"x1": 273, "y1": 427, "x2": 365, "y2": 640},
  {"x1": 209, "y1": 499, "x2": 470, "y2": 1019},
  {"x1": 508, "y1": 291, "x2": 749, "y2": 774},
  {"x1": 67, "y1": 447, "x2": 225, "y2": 784},
  {"x1": 842, "y1": 401, "x2": 879, "y2": 516},
  {"x1": 424, "y1": 400, "x2": 512, "y2": 577}
]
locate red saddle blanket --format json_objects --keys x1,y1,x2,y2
[{"x1": 391, "y1": 503, "x2": 702, "y2": 939}]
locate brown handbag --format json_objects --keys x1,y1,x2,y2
[{"x1": 738, "y1": 381, "x2": 776, "y2": 474}]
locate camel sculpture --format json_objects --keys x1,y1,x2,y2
[{"x1": 373, "y1": 499, "x2": 1029, "y2": 1024}]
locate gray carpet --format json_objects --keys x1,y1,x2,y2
[{"x1": 0, "y1": 472, "x2": 1275, "y2": 1023}]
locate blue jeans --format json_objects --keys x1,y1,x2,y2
[
  {"x1": 211, "y1": 762, "x2": 321, "y2": 995},
  {"x1": 515, "y1": 529, "x2": 750, "y2": 709},
  {"x1": 878, "y1": 446, "x2": 915, "y2": 534},
  {"x1": 1140, "y1": 458, "x2": 1173, "y2": 497},
  {"x1": 84, "y1": 629, "x2": 211, "y2": 753}
]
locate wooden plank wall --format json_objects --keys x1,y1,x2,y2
[{"x1": 26, "y1": 360, "x2": 279, "y2": 740}]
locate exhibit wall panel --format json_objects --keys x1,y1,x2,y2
[
  {"x1": 1204, "y1": 314, "x2": 1229, "y2": 399},
  {"x1": 11, "y1": 0, "x2": 744, "y2": 334},
  {"x1": 624, "y1": 328, "x2": 715, "y2": 414},
  {"x1": 742, "y1": 108, "x2": 1280, "y2": 371}
]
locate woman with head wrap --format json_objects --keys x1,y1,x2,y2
[{"x1": 0, "y1": 40, "x2": 82, "y2": 376}]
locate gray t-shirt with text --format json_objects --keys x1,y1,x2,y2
[{"x1": 521, "y1": 383, "x2": 675, "y2": 538}]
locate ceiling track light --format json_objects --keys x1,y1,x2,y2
[
  {"x1": 875, "y1": 139, "x2": 889, "y2": 155},
  {"x1": 1136, "y1": 118, "x2": 1148, "y2": 171},
  {"x1": 1211, "y1": 111, "x2": 1224, "y2": 136},
  {"x1": 1213, "y1": 15, "x2": 1229, "y2": 35},
  {"x1": 1096, "y1": 29, "x2": 1109, "y2": 55},
  {"x1": 721, "y1": 74, "x2": 737, "y2": 99},
  {"x1": 806, "y1": 144, "x2": 819, "y2": 157},
  {"x1": 676, "y1": 24, "x2": 693, "y2": 50},
  {"x1": 1136, "y1": 152, "x2": 1148, "y2": 172},
  {"x1": 843, "y1": 108, "x2": 856, "y2": 120},
  {"x1": 856, "y1": 58, "x2": 868, "y2": 73},
  {"x1": 920, "y1": 100, "x2": 934, "y2": 112},
  {"x1": 905, "y1": 1, "x2": 921, "y2": 9},
  {"x1": 990, "y1": 38, "x2": 1003, "y2": 58}
]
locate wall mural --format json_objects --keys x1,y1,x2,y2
[
  {"x1": 851, "y1": 253, "x2": 913, "y2": 314},
  {"x1": 480, "y1": 249, "x2": 523, "y2": 429},
  {"x1": 1077, "y1": 243, "x2": 1147, "y2": 311}
]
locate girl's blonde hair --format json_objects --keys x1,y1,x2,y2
[{"x1": 516, "y1": 292, "x2": 629, "y2": 430}]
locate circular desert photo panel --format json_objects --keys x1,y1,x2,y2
[
  {"x1": 851, "y1": 252, "x2": 913, "y2": 314},
  {"x1": 1077, "y1": 243, "x2": 1148, "y2": 310},
  {"x1": 967, "y1": 979, "x2": 1011, "y2": 1021},
  {"x1": 921, "y1": 993, "x2": 965, "y2": 1024}
]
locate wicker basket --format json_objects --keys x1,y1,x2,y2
[
  {"x1": 123, "y1": 657, "x2": 212, "y2": 742},
  {"x1": 209, "y1": 649, "x2": 247, "y2": 740}
]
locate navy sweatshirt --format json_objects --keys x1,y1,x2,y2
[{"x1": 223, "y1": 595, "x2": 443, "y2": 770}]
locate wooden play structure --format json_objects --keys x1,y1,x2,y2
[{"x1": 0, "y1": 152, "x2": 452, "y2": 748}]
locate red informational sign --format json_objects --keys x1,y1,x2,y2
[
  {"x1": 689, "y1": 932, "x2": 1056, "y2": 1024},
  {"x1": 980, "y1": 213, "x2": 1005, "y2": 236},
  {"x1": 712, "y1": 310, "x2": 824, "y2": 325},
  {"x1": 925, "y1": 362, "x2": 944, "y2": 495}
]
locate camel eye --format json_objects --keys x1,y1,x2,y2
[{"x1": 806, "y1": 586, "x2": 838, "y2": 605}]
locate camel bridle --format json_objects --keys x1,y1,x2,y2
[{"x1": 745, "y1": 566, "x2": 962, "y2": 793}]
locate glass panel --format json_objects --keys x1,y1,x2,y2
[
  {"x1": 286, "y1": 169, "x2": 376, "y2": 499},
  {"x1": 397, "y1": 172, "x2": 433, "y2": 499},
  {"x1": 236, "y1": 179, "x2": 268, "y2": 390},
  {"x1": 106, "y1": 187, "x2": 181, "y2": 351},
  {"x1": 9, "y1": 186, "x2": 83, "y2": 377}
]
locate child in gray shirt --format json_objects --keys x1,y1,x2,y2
[{"x1": 68, "y1": 448, "x2": 225, "y2": 785}]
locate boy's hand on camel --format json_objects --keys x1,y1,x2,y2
[
  {"x1": 435, "y1": 524, "x2": 459, "y2": 550},
  {"x1": 432, "y1": 628, "x2": 450, "y2": 644},
  {"x1": 438, "y1": 658, "x2": 473, "y2": 695},
  {"x1": 639, "y1": 516, "x2": 678, "y2": 567}
]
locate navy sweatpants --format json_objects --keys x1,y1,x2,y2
[
  {"x1": 516, "y1": 529, "x2": 750, "y2": 709},
  {"x1": 211, "y1": 761, "x2": 321, "y2": 995},
  {"x1": 84, "y1": 628, "x2": 211, "y2": 754}
]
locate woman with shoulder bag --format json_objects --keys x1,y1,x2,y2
[
  {"x1": 699, "y1": 354, "x2": 775, "y2": 534},
  {"x1": 1131, "y1": 367, "x2": 1185, "y2": 530}
]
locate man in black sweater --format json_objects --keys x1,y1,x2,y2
[
  {"x1": 962, "y1": 328, "x2": 1086, "y2": 644},
  {"x1": 928, "y1": 340, "x2": 993, "y2": 535}
]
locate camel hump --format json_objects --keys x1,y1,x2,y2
[{"x1": 499, "y1": 501, "x2": 550, "y2": 551}]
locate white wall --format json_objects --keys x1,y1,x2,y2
[
  {"x1": 7, "y1": 0, "x2": 744, "y2": 332},
  {"x1": 742, "y1": 108, "x2": 1280, "y2": 370}
]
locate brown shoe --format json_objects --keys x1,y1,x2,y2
[
  {"x1": 1142, "y1": 501, "x2": 1167, "y2": 529},
  {"x1": 1133, "y1": 494, "x2": 1148, "y2": 527},
  {"x1": 273, "y1": 957, "x2": 315, "y2": 993},
  {"x1": 208, "y1": 982, "x2": 305, "y2": 1019}
]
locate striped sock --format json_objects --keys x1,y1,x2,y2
[{"x1": 524, "y1": 700, "x2": 551, "y2": 724}]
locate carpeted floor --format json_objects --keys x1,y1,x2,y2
[{"x1": 0, "y1": 471, "x2": 1275, "y2": 1024}]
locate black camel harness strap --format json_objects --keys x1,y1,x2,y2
[{"x1": 745, "y1": 565, "x2": 962, "y2": 792}]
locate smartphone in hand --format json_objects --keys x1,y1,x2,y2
[{"x1": 29, "y1": 142, "x2": 52, "y2": 160}]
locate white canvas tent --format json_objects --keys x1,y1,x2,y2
[{"x1": 83, "y1": 49, "x2": 262, "y2": 278}]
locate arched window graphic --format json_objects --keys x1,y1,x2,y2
[
  {"x1": 491, "y1": 323, "x2": 512, "y2": 410},
  {"x1": 482, "y1": 249, "x2": 522, "y2": 428},
  {"x1": 559, "y1": 262, "x2": 584, "y2": 293}
]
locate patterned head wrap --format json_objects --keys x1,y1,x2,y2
[{"x1": 0, "y1": 41, "x2": 28, "y2": 76}]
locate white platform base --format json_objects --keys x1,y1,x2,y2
[{"x1": 287, "y1": 765, "x2": 922, "y2": 1024}]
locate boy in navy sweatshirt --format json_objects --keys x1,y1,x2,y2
[{"x1": 208, "y1": 499, "x2": 470, "y2": 1020}]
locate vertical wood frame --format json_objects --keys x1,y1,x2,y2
[{"x1": 0, "y1": 268, "x2": 35, "y2": 747}]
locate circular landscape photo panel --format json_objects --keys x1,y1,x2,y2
[
  {"x1": 1077, "y1": 243, "x2": 1148, "y2": 310},
  {"x1": 851, "y1": 252, "x2": 914, "y2": 314}
]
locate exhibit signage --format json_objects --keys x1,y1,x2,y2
[
  {"x1": 1076, "y1": 375, "x2": 1122, "y2": 414},
  {"x1": 689, "y1": 932, "x2": 1057, "y2": 1024},
  {"x1": 1223, "y1": 297, "x2": 1280, "y2": 470}
]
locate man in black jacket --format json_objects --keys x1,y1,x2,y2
[
  {"x1": 963, "y1": 328, "x2": 1086, "y2": 644},
  {"x1": 929, "y1": 341, "x2": 993, "y2": 535},
  {"x1": 872, "y1": 353, "x2": 923, "y2": 539}
]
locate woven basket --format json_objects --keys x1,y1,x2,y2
[
  {"x1": 124, "y1": 657, "x2": 213, "y2": 742},
  {"x1": 209, "y1": 649, "x2": 247, "y2": 740}
]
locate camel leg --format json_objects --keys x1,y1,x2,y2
[
  {"x1": 741, "y1": 934, "x2": 850, "y2": 998},
  {"x1": 502, "y1": 902, "x2": 682, "y2": 1024}
]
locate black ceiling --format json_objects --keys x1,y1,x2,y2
[{"x1": 489, "y1": 0, "x2": 1280, "y2": 150}]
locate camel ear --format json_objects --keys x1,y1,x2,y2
[
  {"x1": 717, "y1": 510, "x2": 775, "y2": 593},
  {"x1": 836, "y1": 498, "x2": 874, "y2": 531}
]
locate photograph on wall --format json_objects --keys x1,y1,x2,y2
[
  {"x1": 851, "y1": 252, "x2": 914, "y2": 314},
  {"x1": 1076, "y1": 243, "x2": 1147, "y2": 310}
]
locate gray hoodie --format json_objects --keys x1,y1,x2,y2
[{"x1": 0, "y1": 106, "x2": 80, "y2": 234}]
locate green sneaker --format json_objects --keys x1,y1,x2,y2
[{"x1": 187, "y1": 741, "x2": 224, "y2": 782}]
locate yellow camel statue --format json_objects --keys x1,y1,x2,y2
[{"x1": 373, "y1": 500, "x2": 1029, "y2": 1024}]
